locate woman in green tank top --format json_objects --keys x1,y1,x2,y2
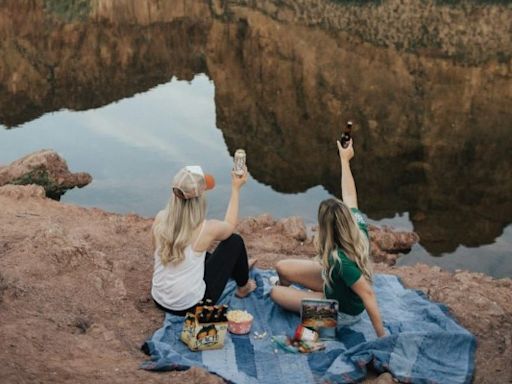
[{"x1": 270, "y1": 139, "x2": 385, "y2": 338}]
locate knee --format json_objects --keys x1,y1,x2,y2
[
  {"x1": 275, "y1": 259, "x2": 289, "y2": 277},
  {"x1": 270, "y1": 286, "x2": 281, "y2": 302}
]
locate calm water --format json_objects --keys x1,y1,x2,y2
[
  {"x1": 0, "y1": 76, "x2": 329, "y2": 221},
  {"x1": 0, "y1": 0, "x2": 511, "y2": 277}
]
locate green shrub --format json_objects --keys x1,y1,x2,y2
[{"x1": 44, "y1": 0, "x2": 91, "y2": 21}]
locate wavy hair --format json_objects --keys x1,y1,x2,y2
[
  {"x1": 317, "y1": 198, "x2": 372, "y2": 288},
  {"x1": 153, "y1": 193, "x2": 206, "y2": 265}
]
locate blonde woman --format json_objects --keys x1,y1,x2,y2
[
  {"x1": 270, "y1": 140, "x2": 385, "y2": 337},
  {"x1": 151, "y1": 165, "x2": 256, "y2": 316}
]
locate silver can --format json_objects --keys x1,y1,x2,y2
[{"x1": 234, "y1": 149, "x2": 246, "y2": 176}]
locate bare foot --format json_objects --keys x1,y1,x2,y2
[
  {"x1": 248, "y1": 258, "x2": 257, "y2": 270},
  {"x1": 235, "y1": 279, "x2": 257, "y2": 298}
]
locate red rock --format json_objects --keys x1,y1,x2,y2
[
  {"x1": 0, "y1": 149, "x2": 92, "y2": 198},
  {"x1": 0, "y1": 184, "x2": 46, "y2": 199},
  {"x1": 276, "y1": 216, "x2": 307, "y2": 241},
  {"x1": 237, "y1": 214, "x2": 276, "y2": 235},
  {"x1": 368, "y1": 224, "x2": 419, "y2": 265},
  {"x1": 254, "y1": 213, "x2": 275, "y2": 228}
]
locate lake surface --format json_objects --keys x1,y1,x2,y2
[{"x1": 0, "y1": 0, "x2": 511, "y2": 277}]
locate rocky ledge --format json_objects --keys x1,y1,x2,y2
[
  {"x1": 0, "y1": 150, "x2": 92, "y2": 199},
  {"x1": 0, "y1": 185, "x2": 510, "y2": 383},
  {"x1": 237, "y1": 214, "x2": 419, "y2": 266}
]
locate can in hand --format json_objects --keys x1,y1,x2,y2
[{"x1": 234, "y1": 149, "x2": 246, "y2": 176}]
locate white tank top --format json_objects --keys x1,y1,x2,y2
[{"x1": 151, "y1": 223, "x2": 206, "y2": 310}]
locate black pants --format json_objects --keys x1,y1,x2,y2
[{"x1": 154, "y1": 233, "x2": 250, "y2": 316}]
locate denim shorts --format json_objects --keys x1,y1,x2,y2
[{"x1": 337, "y1": 311, "x2": 362, "y2": 326}]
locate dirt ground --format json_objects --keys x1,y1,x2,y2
[{"x1": 0, "y1": 185, "x2": 510, "y2": 383}]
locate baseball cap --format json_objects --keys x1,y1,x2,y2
[{"x1": 172, "y1": 165, "x2": 215, "y2": 200}]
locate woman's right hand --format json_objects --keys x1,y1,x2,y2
[
  {"x1": 337, "y1": 139, "x2": 354, "y2": 162},
  {"x1": 232, "y1": 166, "x2": 248, "y2": 190}
]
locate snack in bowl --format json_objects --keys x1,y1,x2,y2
[{"x1": 226, "y1": 310, "x2": 253, "y2": 334}]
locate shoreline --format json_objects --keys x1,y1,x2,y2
[{"x1": 0, "y1": 184, "x2": 510, "y2": 383}]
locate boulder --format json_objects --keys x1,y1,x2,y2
[
  {"x1": 276, "y1": 216, "x2": 307, "y2": 241},
  {"x1": 310, "y1": 223, "x2": 420, "y2": 265},
  {"x1": 237, "y1": 213, "x2": 276, "y2": 234},
  {"x1": 0, "y1": 149, "x2": 92, "y2": 199},
  {"x1": 369, "y1": 224, "x2": 420, "y2": 265}
]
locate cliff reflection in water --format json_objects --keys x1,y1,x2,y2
[
  {"x1": 0, "y1": 0, "x2": 511, "y2": 256},
  {"x1": 209, "y1": 5, "x2": 512, "y2": 256}
]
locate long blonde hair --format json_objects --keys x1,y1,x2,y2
[
  {"x1": 317, "y1": 198, "x2": 372, "y2": 288},
  {"x1": 153, "y1": 193, "x2": 206, "y2": 265}
]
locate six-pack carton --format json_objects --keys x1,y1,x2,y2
[{"x1": 180, "y1": 305, "x2": 228, "y2": 351}]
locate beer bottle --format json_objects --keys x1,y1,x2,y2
[
  {"x1": 206, "y1": 307, "x2": 214, "y2": 323},
  {"x1": 195, "y1": 300, "x2": 205, "y2": 318},
  {"x1": 340, "y1": 121, "x2": 352, "y2": 148},
  {"x1": 220, "y1": 305, "x2": 229, "y2": 322},
  {"x1": 212, "y1": 307, "x2": 221, "y2": 323}
]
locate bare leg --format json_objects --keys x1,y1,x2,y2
[
  {"x1": 270, "y1": 286, "x2": 324, "y2": 313},
  {"x1": 271, "y1": 259, "x2": 325, "y2": 312},
  {"x1": 248, "y1": 258, "x2": 257, "y2": 270},
  {"x1": 236, "y1": 279, "x2": 257, "y2": 298},
  {"x1": 235, "y1": 259, "x2": 258, "y2": 297},
  {"x1": 275, "y1": 259, "x2": 324, "y2": 291}
]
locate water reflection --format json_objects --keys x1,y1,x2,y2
[
  {"x1": 207, "y1": 6, "x2": 512, "y2": 255},
  {"x1": 0, "y1": 0, "x2": 511, "y2": 274},
  {"x1": 0, "y1": 75, "x2": 331, "y2": 222}
]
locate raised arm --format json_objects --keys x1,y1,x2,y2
[
  {"x1": 207, "y1": 168, "x2": 248, "y2": 242},
  {"x1": 337, "y1": 139, "x2": 358, "y2": 209},
  {"x1": 224, "y1": 170, "x2": 246, "y2": 228}
]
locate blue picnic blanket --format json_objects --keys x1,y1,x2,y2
[{"x1": 141, "y1": 269, "x2": 476, "y2": 384}]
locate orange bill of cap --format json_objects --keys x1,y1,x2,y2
[{"x1": 204, "y1": 174, "x2": 215, "y2": 190}]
